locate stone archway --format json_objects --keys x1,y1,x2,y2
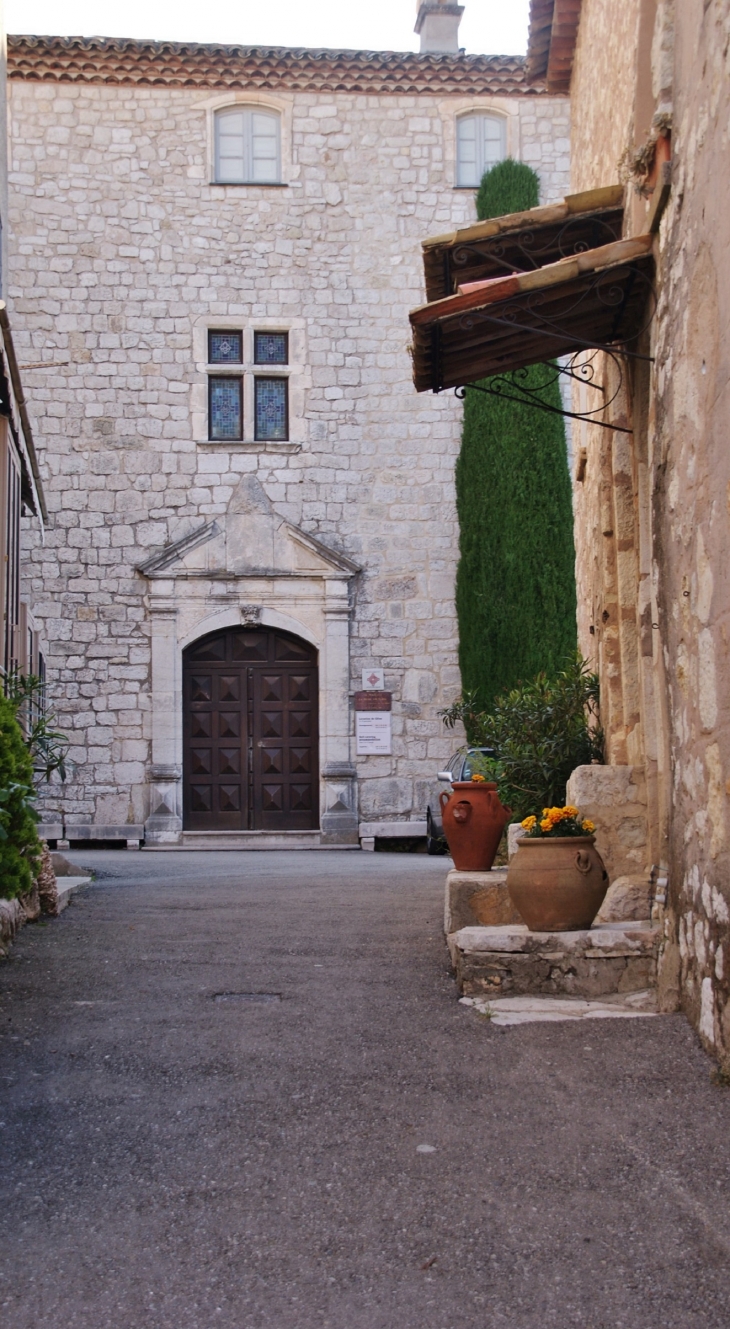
[{"x1": 182, "y1": 624, "x2": 319, "y2": 832}]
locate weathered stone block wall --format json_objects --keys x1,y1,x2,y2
[
  {"x1": 8, "y1": 76, "x2": 569, "y2": 829},
  {"x1": 569, "y1": 0, "x2": 730, "y2": 1062},
  {"x1": 570, "y1": 0, "x2": 643, "y2": 193},
  {"x1": 651, "y1": 0, "x2": 730, "y2": 1058}
]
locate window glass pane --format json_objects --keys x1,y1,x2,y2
[
  {"x1": 216, "y1": 110, "x2": 246, "y2": 183},
  {"x1": 482, "y1": 115, "x2": 505, "y2": 169},
  {"x1": 209, "y1": 331, "x2": 243, "y2": 364},
  {"x1": 209, "y1": 376, "x2": 242, "y2": 440},
  {"x1": 251, "y1": 112, "x2": 280, "y2": 183},
  {"x1": 254, "y1": 332, "x2": 288, "y2": 365},
  {"x1": 457, "y1": 116, "x2": 478, "y2": 188},
  {"x1": 255, "y1": 378, "x2": 288, "y2": 441}
]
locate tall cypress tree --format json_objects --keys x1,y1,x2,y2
[{"x1": 455, "y1": 159, "x2": 577, "y2": 712}]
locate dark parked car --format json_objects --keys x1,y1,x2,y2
[{"x1": 426, "y1": 747, "x2": 495, "y2": 855}]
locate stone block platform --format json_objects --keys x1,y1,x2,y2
[
  {"x1": 448, "y1": 922, "x2": 660, "y2": 999},
  {"x1": 444, "y1": 869, "x2": 523, "y2": 933}
]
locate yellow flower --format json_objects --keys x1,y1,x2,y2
[
  {"x1": 542, "y1": 808, "x2": 551, "y2": 818},
  {"x1": 471, "y1": 773, "x2": 486, "y2": 783},
  {"x1": 521, "y1": 815, "x2": 536, "y2": 830},
  {"x1": 564, "y1": 806, "x2": 579, "y2": 818},
  {"x1": 540, "y1": 818, "x2": 552, "y2": 833},
  {"x1": 582, "y1": 819, "x2": 595, "y2": 834},
  {"x1": 548, "y1": 808, "x2": 565, "y2": 823}
]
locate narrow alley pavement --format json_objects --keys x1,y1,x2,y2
[{"x1": 1, "y1": 849, "x2": 729, "y2": 1329}]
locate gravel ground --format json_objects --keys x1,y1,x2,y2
[{"x1": 1, "y1": 848, "x2": 729, "y2": 1329}]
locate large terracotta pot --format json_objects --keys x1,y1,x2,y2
[
  {"x1": 439, "y1": 781, "x2": 511, "y2": 872},
  {"x1": 507, "y1": 836, "x2": 609, "y2": 932}
]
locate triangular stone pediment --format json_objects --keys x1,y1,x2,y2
[{"x1": 137, "y1": 476, "x2": 360, "y2": 580}]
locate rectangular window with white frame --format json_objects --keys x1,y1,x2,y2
[
  {"x1": 456, "y1": 113, "x2": 506, "y2": 188},
  {"x1": 214, "y1": 107, "x2": 282, "y2": 185}
]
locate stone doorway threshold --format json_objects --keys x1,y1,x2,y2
[
  {"x1": 460, "y1": 989, "x2": 659, "y2": 1027},
  {"x1": 144, "y1": 831, "x2": 359, "y2": 850}
]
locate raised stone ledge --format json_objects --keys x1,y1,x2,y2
[
  {"x1": 359, "y1": 821, "x2": 426, "y2": 850},
  {"x1": 448, "y1": 921, "x2": 660, "y2": 999},
  {"x1": 444, "y1": 869, "x2": 522, "y2": 932},
  {"x1": 65, "y1": 825, "x2": 144, "y2": 847}
]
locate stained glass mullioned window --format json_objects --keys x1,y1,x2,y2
[
  {"x1": 209, "y1": 376, "x2": 243, "y2": 440},
  {"x1": 209, "y1": 331, "x2": 243, "y2": 364},
  {"x1": 254, "y1": 332, "x2": 288, "y2": 365},
  {"x1": 254, "y1": 378, "x2": 288, "y2": 441}
]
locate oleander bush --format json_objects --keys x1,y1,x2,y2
[{"x1": 440, "y1": 656, "x2": 604, "y2": 821}]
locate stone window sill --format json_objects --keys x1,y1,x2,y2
[
  {"x1": 209, "y1": 181, "x2": 288, "y2": 188},
  {"x1": 198, "y1": 440, "x2": 301, "y2": 454}
]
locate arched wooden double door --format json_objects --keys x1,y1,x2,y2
[{"x1": 183, "y1": 626, "x2": 319, "y2": 832}]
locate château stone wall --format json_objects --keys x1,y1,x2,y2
[{"x1": 8, "y1": 74, "x2": 569, "y2": 831}]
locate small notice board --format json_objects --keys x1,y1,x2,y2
[
  {"x1": 356, "y1": 712, "x2": 392, "y2": 755},
  {"x1": 354, "y1": 689, "x2": 392, "y2": 755}
]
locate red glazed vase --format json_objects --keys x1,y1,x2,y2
[{"x1": 439, "y1": 781, "x2": 512, "y2": 872}]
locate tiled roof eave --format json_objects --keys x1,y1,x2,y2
[{"x1": 7, "y1": 34, "x2": 552, "y2": 96}]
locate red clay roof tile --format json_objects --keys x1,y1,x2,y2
[{"x1": 7, "y1": 33, "x2": 551, "y2": 96}]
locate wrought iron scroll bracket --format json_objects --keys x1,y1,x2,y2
[{"x1": 453, "y1": 350, "x2": 634, "y2": 435}]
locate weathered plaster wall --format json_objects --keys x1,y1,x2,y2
[{"x1": 8, "y1": 77, "x2": 570, "y2": 830}]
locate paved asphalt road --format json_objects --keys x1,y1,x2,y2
[{"x1": 1, "y1": 848, "x2": 729, "y2": 1329}]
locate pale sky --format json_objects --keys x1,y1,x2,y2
[{"x1": 5, "y1": 1, "x2": 530, "y2": 55}]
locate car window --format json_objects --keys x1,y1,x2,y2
[{"x1": 449, "y1": 754, "x2": 464, "y2": 780}]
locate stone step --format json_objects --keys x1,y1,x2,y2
[
  {"x1": 175, "y1": 831, "x2": 333, "y2": 852},
  {"x1": 449, "y1": 921, "x2": 660, "y2": 999},
  {"x1": 460, "y1": 990, "x2": 659, "y2": 1026},
  {"x1": 56, "y1": 877, "x2": 92, "y2": 912}
]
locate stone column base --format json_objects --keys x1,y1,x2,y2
[
  {"x1": 145, "y1": 765, "x2": 183, "y2": 845},
  {"x1": 320, "y1": 763, "x2": 359, "y2": 844}
]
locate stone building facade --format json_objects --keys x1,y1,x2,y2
[
  {"x1": 7, "y1": 14, "x2": 570, "y2": 845},
  {"x1": 528, "y1": 0, "x2": 730, "y2": 1064},
  {"x1": 0, "y1": 1, "x2": 48, "y2": 693}
]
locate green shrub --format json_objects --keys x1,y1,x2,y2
[
  {"x1": 475, "y1": 156, "x2": 541, "y2": 219},
  {"x1": 440, "y1": 656, "x2": 604, "y2": 820},
  {"x1": 455, "y1": 158, "x2": 577, "y2": 712},
  {"x1": 0, "y1": 692, "x2": 42, "y2": 899}
]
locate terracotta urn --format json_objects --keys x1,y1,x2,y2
[
  {"x1": 507, "y1": 836, "x2": 609, "y2": 932},
  {"x1": 439, "y1": 781, "x2": 511, "y2": 872}
]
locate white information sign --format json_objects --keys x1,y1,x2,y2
[
  {"x1": 356, "y1": 712, "x2": 392, "y2": 755},
  {"x1": 361, "y1": 668, "x2": 385, "y2": 690}
]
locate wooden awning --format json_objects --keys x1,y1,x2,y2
[
  {"x1": 422, "y1": 184, "x2": 624, "y2": 302},
  {"x1": 409, "y1": 234, "x2": 654, "y2": 394}
]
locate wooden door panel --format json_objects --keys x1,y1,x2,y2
[
  {"x1": 183, "y1": 660, "x2": 248, "y2": 831},
  {"x1": 183, "y1": 627, "x2": 318, "y2": 832},
  {"x1": 252, "y1": 658, "x2": 318, "y2": 831}
]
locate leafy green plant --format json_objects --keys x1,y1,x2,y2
[
  {"x1": 440, "y1": 657, "x2": 603, "y2": 820},
  {"x1": 3, "y1": 672, "x2": 68, "y2": 785},
  {"x1": 0, "y1": 691, "x2": 42, "y2": 898}
]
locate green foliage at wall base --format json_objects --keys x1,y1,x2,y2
[
  {"x1": 455, "y1": 158, "x2": 577, "y2": 712},
  {"x1": 0, "y1": 693, "x2": 42, "y2": 900},
  {"x1": 441, "y1": 657, "x2": 604, "y2": 820}
]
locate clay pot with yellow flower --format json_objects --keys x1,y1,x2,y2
[
  {"x1": 507, "y1": 806, "x2": 608, "y2": 931},
  {"x1": 439, "y1": 774, "x2": 512, "y2": 872}
]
